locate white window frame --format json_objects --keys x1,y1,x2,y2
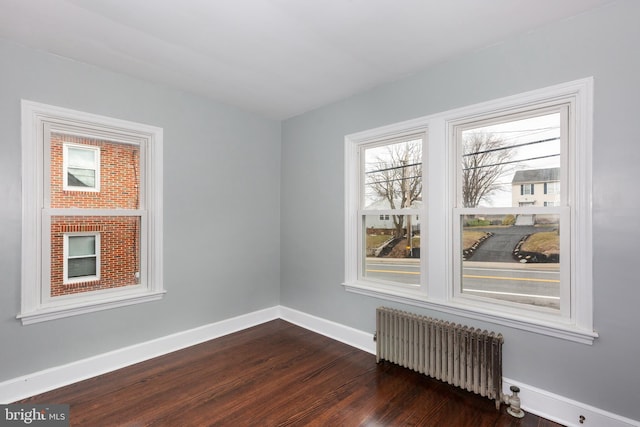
[
  {"x1": 20, "y1": 100, "x2": 165, "y2": 325},
  {"x1": 344, "y1": 78, "x2": 596, "y2": 344},
  {"x1": 346, "y1": 124, "x2": 429, "y2": 300},
  {"x1": 63, "y1": 143, "x2": 101, "y2": 192},
  {"x1": 361, "y1": 133, "x2": 425, "y2": 292},
  {"x1": 451, "y1": 104, "x2": 571, "y2": 321},
  {"x1": 64, "y1": 233, "x2": 101, "y2": 284}
]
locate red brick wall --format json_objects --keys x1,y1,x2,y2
[
  {"x1": 50, "y1": 216, "x2": 140, "y2": 297},
  {"x1": 49, "y1": 134, "x2": 141, "y2": 297},
  {"x1": 50, "y1": 133, "x2": 140, "y2": 209}
]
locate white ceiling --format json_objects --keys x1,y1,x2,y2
[{"x1": 0, "y1": 0, "x2": 616, "y2": 119}]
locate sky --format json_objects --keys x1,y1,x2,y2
[
  {"x1": 462, "y1": 112, "x2": 561, "y2": 207},
  {"x1": 362, "y1": 112, "x2": 562, "y2": 209}
]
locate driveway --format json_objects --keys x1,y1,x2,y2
[{"x1": 468, "y1": 225, "x2": 553, "y2": 263}]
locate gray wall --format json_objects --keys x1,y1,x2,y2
[
  {"x1": 281, "y1": 0, "x2": 640, "y2": 421},
  {"x1": 2, "y1": 0, "x2": 639, "y2": 422},
  {"x1": 0, "y1": 39, "x2": 281, "y2": 380}
]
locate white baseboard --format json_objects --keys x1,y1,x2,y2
[
  {"x1": 279, "y1": 306, "x2": 376, "y2": 354},
  {"x1": 0, "y1": 306, "x2": 280, "y2": 403},
  {"x1": 1, "y1": 305, "x2": 638, "y2": 427},
  {"x1": 280, "y1": 307, "x2": 639, "y2": 427},
  {"x1": 502, "y1": 378, "x2": 639, "y2": 427}
]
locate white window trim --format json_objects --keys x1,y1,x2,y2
[
  {"x1": 63, "y1": 143, "x2": 101, "y2": 192},
  {"x1": 20, "y1": 100, "x2": 165, "y2": 325},
  {"x1": 344, "y1": 78, "x2": 596, "y2": 344},
  {"x1": 64, "y1": 232, "x2": 101, "y2": 284}
]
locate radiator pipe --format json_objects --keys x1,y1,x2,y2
[{"x1": 504, "y1": 385, "x2": 525, "y2": 418}]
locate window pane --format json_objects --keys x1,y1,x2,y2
[
  {"x1": 460, "y1": 113, "x2": 560, "y2": 208},
  {"x1": 66, "y1": 146, "x2": 97, "y2": 188},
  {"x1": 52, "y1": 134, "x2": 140, "y2": 209},
  {"x1": 363, "y1": 138, "x2": 422, "y2": 210},
  {"x1": 68, "y1": 235, "x2": 95, "y2": 257},
  {"x1": 460, "y1": 213, "x2": 560, "y2": 309},
  {"x1": 68, "y1": 257, "x2": 96, "y2": 278},
  {"x1": 51, "y1": 215, "x2": 140, "y2": 296},
  {"x1": 67, "y1": 168, "x2": 95, "y2": 187},
  {"x1": 67, "y1": 146, "x2": 96, "y2": 168},
  {"x1": 363, "y1": 214, "x2": 420, "y2": 285}
]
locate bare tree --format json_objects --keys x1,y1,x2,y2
[
  {"x1": 462, "y1": 133, "x2": 512, "y2": 208},
  {"x1": 366, "y1": 141, "x2": 422, "y2": 238}
]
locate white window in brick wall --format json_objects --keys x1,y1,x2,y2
[
  {"x1": 63, "y1": 143, "x2": 100, "y2": 191},
  {"x1": 20, "y1": 101, "x2": 165, "y2": 324},
  {"x1": 64, "y1": 233, "x2": 100, "y2": 283}
]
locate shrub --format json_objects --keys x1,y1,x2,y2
[
  {"x1": 465, "y1": 219, "x2": 491, "y2": 227},
  {"x1": 502, "y1": 214, "x2": 516, "y2": 225}
]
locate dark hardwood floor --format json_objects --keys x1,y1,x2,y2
[{"x1": 17, "y1": 319, "x2": 563, "y2": 426}]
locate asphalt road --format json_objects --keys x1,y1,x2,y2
[
  {"x1": 461, "y1": 263, "x2": 559, "y2": 309},
  {"x1": 365, "y1": 259, "x2": 420, "y2": 285},
  {"x1": 364, "y1": 257, "x2": 560, "y2": 309}
]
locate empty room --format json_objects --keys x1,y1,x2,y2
[{"x1": 1, "y1": 1, "x2": 639, "y2": 426}]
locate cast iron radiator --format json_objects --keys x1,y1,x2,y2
[{"x1": 375, "y1": 307, "x2": 504, "y2": 410}]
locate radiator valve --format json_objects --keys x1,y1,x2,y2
[{"x1": 505, "y1": 385, "x2": 525, "y2": 418}]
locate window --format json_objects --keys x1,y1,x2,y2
[
  {"x1": 521, "y1": 184, "x2": 534, "y2": 195},
  {"x1": 64, "y1": 143, "x2": 100, "y2": 191},
  {"x1": 545, "y1": 182, "x2": 560, "y2": 195},
  {"x1": 20, "y1": 101, "x2": 164, "y2": 324},
  {"x1": 345, "y1": 129, "x2": 426, "y2": 296},
  {"x1": 65, "y1": 233, "x2": 100, "y2": 283},
  {"x1": 362, "y1": 134, "x2": 424, "y2": 288},
  {"x1": 452, "y1": 108, "x2": 567, "y2": 317},
  {"x1": 345, "y1": 78, "x2": 595, "y2": 343}
]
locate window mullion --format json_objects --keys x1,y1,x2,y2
[{"x1": 426, "y1": 117, "x2": 447, "y2": 301}]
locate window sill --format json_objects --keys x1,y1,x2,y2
[
  {"x1": 343, "y1": 281, "x2": 597, "y2": 345},
  {"x1": 17, "y1": 290, "x2": 166, "y2": 325}
]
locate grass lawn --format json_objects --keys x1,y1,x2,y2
[
  {"x1": 521, "y1": 231, "x2": 559, "y2": 255},
  {"x1": 366, "y1": 234, "x2": 420, "y2": 250},
  {"x1": 366, "y1": 234, "x2": 393, "y2": 250},
  {"x1": 462, "y1": 231, "x2": 489, "y2": 251}
]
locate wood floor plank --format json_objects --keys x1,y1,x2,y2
[{"x1": 16, "y1": 319, "x2": 564, "y2": 426}]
